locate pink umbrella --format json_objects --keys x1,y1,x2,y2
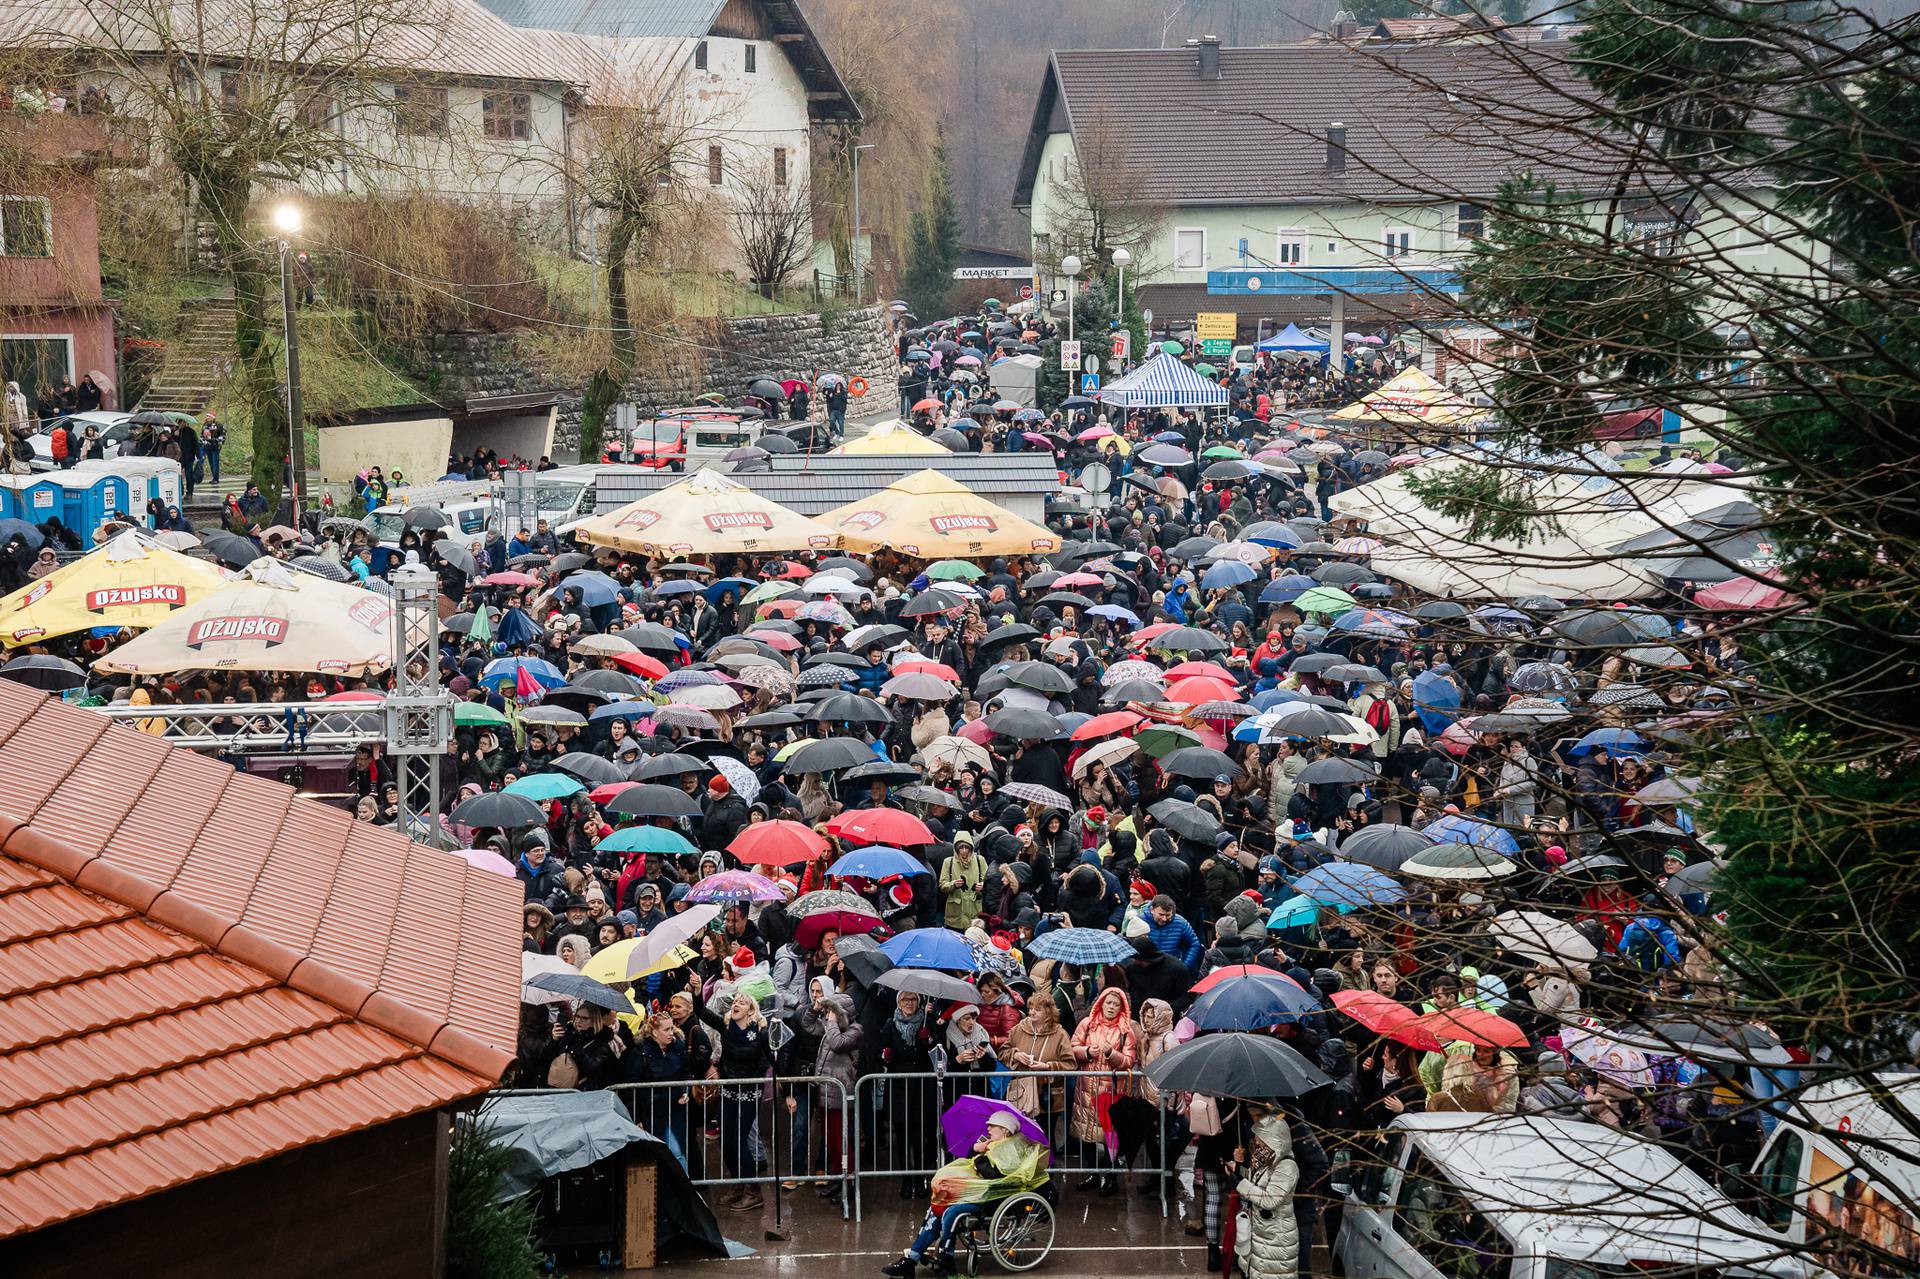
[
  {"x1": 454, "y1": 847, "x2": 518, "y2": 878},
  {"x1": 1077, "y1": 424, "x2": 1115, "y2": 441},
  {"x1": 1021, "y1": 431, "x2": 1057, "y2": 449},
  {"x1": 1696, "y1": 575, "x2": 1797, "y2": 611},
  {"x1": 956, "y1": 719, "x2": 996, "y2": 745}
]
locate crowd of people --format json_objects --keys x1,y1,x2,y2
[{"x1": 0, "y1": 306, "x2": 1820, "y2": 1279}]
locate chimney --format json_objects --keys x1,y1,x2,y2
[
  {"x1": 1191, "y1": 35, "x2": 1221, "y2": 80},
  {"x1": 1327, "y1": 122, "x2": 1347, "y2": 173}
]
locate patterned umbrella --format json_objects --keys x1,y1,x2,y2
[
  {"x1": 1027, "y1": 927, "x2": 1135, "y2": 966},
  {"x1": 1101, "y1": 659, "x2": 1168, "y2": 686},
  {"x1": 733, "y1": 663, "x2": 794, "y2": 695},
  {"x1": 651, "y1": 703, "x2": 720, "y2": 731},
  {"x1": 1001, "y1": 781, "x2": 1073, "y2": 810},
  {"x1": 796, "y1": 600, "x2": 856, "y2": 627},
  {"x1": 791, "y1": 888, "x2": 881, "y2": 918},
  {"x1": 969, "y1": 938, "x2": 1024, "y2": 979},
  {"x1": 711, "y1": 755, "x2": 761, "y2": 804},
  {"x1": 688, "y1": 870, "x2": 784, "y2": 903}
]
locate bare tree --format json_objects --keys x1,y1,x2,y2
[
  {"x1": 730, "y1": 159, "x2": 812, "y2": 297},
  {"x1": 1042, "y1": 107, "x2": 1169, "y2": 278}
]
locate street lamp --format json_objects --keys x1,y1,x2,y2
[
  {"x1": 1111, "y1": 247, "x2": 1132, "y2": 369},
  {"x1": 1060, "y1": 253, "x2": 1082, "y2": 342},
  {"x1": 851, "y1": 143, "x2": 875, "y2": 306},
  {"x1": 271, "y1": 202, "x2": 306, "y2": 523}
]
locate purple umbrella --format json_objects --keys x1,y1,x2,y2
[
  {"x1": 941, "y1": 1095, "x2": 1048, "y2": 1157},
  {"x1": 687, "y1": 870, "x2": 784, "y2": 903}
]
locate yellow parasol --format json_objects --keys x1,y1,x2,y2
[
  {"x1": 1330, "y1": 366, "x2": 1481, "y2": 427},
  {"x1": 571, "y1": 468, "x2": 840, "y2": 558},
  {"x1": 819, "y1": 468, "x2": 1062, "y2": 559},
  {"x1": 93, "y1": 558, "x2": 397, "y2": 677},
  {"x1": 831, "y1": 420, "x2": 951, "y2": 456},
  {"x1": 0, "y1": 531, "x2": 232, "y2": 647}
]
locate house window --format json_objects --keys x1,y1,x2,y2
[
  {"x1": 707, "y1": 144, "x2": 724, "y2": 185},
  {"x1": 744, "y1": 43, "x2": 757, "y2": 73},
  {"x1": 694, "y1": 40, "x2": 708, "y2": 70},
  {"x1": 296, "y1": 87, "x2": 335, "y2": 131},
  {"x1": 393, "y1": 85, "x2": 449, "y2": 137},
  {"x1": 1174, "y1": 227, "x2": 1206, "y2": 270},
  {"x1": 1456, "y1": 203, "x2": 1484, "y2": 240},
  {"x1": 773, "y1": 146, "x2": 788, "y2": 187},
  {"x1": 1, "y1": 336, "x2": 74, "y2": 415},
  {"x1": 219, "y1": 72, "x2": 258, "y2": 117},
  {"x1": 0, "y1": 197, "x2": 52, "y2": 257},
  {"x1": 1732, "y1": 210, "x2": 1770, "y2": 256},
  {"x1": 482, "y1": 92, "x2": 532, "y2": 141},
  {"x1": 1276, "y1": 227, "x2": 1307, "y2": 266},
  {"x1": 1383, "y1": 226, "x2": 1415, "y2": 260}
]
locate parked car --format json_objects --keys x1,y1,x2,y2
[{"x1": 27, "y1": 411, "x2": 134, "y2": 469}]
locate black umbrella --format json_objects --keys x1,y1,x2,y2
[
  {"x1": 199, "y1": 530, "x2": 259, "y2": 568},
  {"x1": 737, "y1": 708, "x2": 804, "y2": 730},
  {"x1": 550, "y1": 752, "x2": 628, "y2": 787},
  {"x1": 999, "y1": 660, "x2": 1074, "y2": 695},
  {"x1": 570, "y1": 668, "x2": 643, "y2": 696},
  {"x1": 1037, "y1": 591, "x2": 1096, "y2": 611},
  {"x1": 1173, "y1": 536, "x2": 1221, "y2": 560},
  {"x1": 1159, "y1": 747, "x2": 1245, "y2": 780},
  {"x1": 758, "y1": 433, "x2": 800, "y2": 455},
  {"x1": 1103, "y1": 678, "x2": 1169, "y2": 703},
  {"x1": 901, "y1": 589, "x2": 965, "y2": 618},
  {"x1": 618, "y1": 623, "x2": 686, "y2": 655},
  {"x1": 451, "y1": 790, "x2": 545, "y2": 828},
  {"x1": 1412, "y1": 600, "x2": 1472, "y2": 622},
  {"x1": 1145, "y1": 1032, "x2": 1331, "y2": 1100},
  {"x1": 1664, "y1": 858, "x2": 1724, "y2": 896},
  {"x1": 930, "y1": 428, "x2": 970, "y2": 450},
  {"x1": 432, "y1": 540, "x2": 478, "y2": 576},
  {"x1": 1601, "y1": 1017, "x2": 1793, "y2": 1067},
  {"x1": 834, "y1": 933, "x2": 894, "y2": 986},
  {"x1": 1322, "y1": 663, "x2": 1388, "y2": 685},
  {"x1": 787, "y1": 736, "x2": 883, "y2": 773},
  {"x1": 1336, "y1": 823, "x2": 1435, "y2": 870},
  {"x1": 846, "y1": 759, "x2": 921, "y2": 785},
  {"x1": 525, "y1": 971, "x2": 632, "y2": 1013},
  {"x1": 444, "y1": 613, "x2": 476, "y2": 635},
  {"x1": 630, "y1": 753, "x2": 708, "y2": 781},
  {"x1": 815, "y1": 556, "x2": 875, "y2": 582},
  {"x1": 1148, "y1": 799, "x2": 1221, "y2": 841},
  {"x1": 1286, "y1": 652, "x2": 1345, "y2": 676},
  {"x1": 403, "y1": 506, "x2": 451, "y2": 530},
  {"x1": 806, "y1": 692, "x2": 893, "y2": 725},
  {"x1": 1142, "y1": 626, "x2": 1229, "y2": 654},
  {"x1": 1269, "y1": 707, "x2": 1353, "y2": 739},
  {"x1": 0, "y1": 654, "x2": 85, "y2": 691},
  {"x1": 748, "y1": 377, "x2": 788, "y2": 401},
  {"x1": 1294, "y1": 756, "x2": 1379, "y2": 785},
  {"x1": 1313, "y1": 562, "x2": 1377, "y2": 586},
  {"x1": 0, "y1": 517, "x2": 46, "y2": 549},
  {"x1": 805, "y1": 652, "x2": 870, "y2": 671},
  {"x1": 607, "y1": 784, "x2": 702, "y2": 819},
  {"x1": 507, "y1": 553, "x2": 550, "y2": 569},
  {"x1": 984, "y1": 706, "x2": 1065, "y2": 740},
  {"x1": 1551, "y1": 607, "x2": 1643, "y2": 649},
  {"x1": 980, "y1": 623, "x2": 1041, "y2": 650},
  {"x1": 898, "y1": 785, "x2": 962, "y2": 808}
]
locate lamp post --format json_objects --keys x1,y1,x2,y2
[
  {"x1": 1060, "y1": 254, "x2": 1082, "y2": 342},
  {"x1": 1111, "y1": 246, "x2": 1132, "y2": 370},
  {"x1": 271, "y1": 202, "x2": 306, "y2": 522},
  {"x1": 851, "y1": 142, "x2": 875, "y2": 305}
]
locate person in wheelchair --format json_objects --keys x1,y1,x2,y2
[{"x1": 884, "y1": 1109, "x2": 1050, "y2": 1276}]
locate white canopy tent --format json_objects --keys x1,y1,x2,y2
[{"x1": 1095, "y1": 352, "x2": 1229, "y2": 409}]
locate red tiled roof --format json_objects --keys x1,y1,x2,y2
[{"x1": 0, "y1": 681, "x2": 523, "y2": 1238}]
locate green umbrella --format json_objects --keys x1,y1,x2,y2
[
  {"x1": 468, "y1": 602, "x2": 492, "y2": 645},
  {"x1": 982, "y1": 297, "x2": 1002, "y2": 309},
  {"x1": 1160, "y1": 339, "x2": 1185, "y2": 355},
  {"x1": 505, "y1": 773, "x2": 585, "y2": 801},
  {"x1": 927, "y1": 559, "x2": 985, "y2": 581},
  {"x1": 1293, "y1": 585, "x2": 1358, "y2": 616},
  {"x1": 1196, "y1": 363, "x2": 1218, "y2": 377},
  {"x1": 1202, "y1": 445, "x2": 1246, "y2": 460},
  {"x1": 454, "y1": 702, "x2": 510, "y2": 728},
  {"x1": 743, "y1": 580, "x2": 799, "y2": 605},
  {"x1": 1135, "y1": 724, "x2": 1205, "y2": 757},
  {"x1": 599, "y1": 825, "x2": 698, "y2": 856}
]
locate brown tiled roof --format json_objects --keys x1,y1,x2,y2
[
  {"x1": 1014, "y1": 43, "x2": 1592, "y2": 210},
  {"x1": 0, "y1": 680, "x2": 522, "y2": 1238}
]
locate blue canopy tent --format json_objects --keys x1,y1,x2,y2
[
  {"x1": 1096, "y1": 351, "x2": 1230, "y2": 409},
  {"x1": 1256, "y1": 323, "x2": 1328, "y2": 352}
]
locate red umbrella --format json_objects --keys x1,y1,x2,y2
[
  {"x1": 758, "y1": 598, "x2": 804, "y2": 618},
  {"x1": 589, "y1": 781, "x2": 638, "y2": 804},
  {"x1": 753, "y1": 630, "x2": 804, "y2": 652},
  {"x1": 1695, "y1": 574, "x2": 1796, "y2": 611},
  {"x1": 1072, "y1": 710, "x2": 1144, "y2": 741},
  {"x1": 730, "y1": 819, "x2": 827, "y2": 866},
  {"x1": 1331, "y1": 990, "x2": 1446, "y2": 1052},
  {"x1": 1191, "y1": 963, "x2": 1308, "y2": 995},
  {"x1": 833, "y1": 807, "x2": 935, "y2": 847},
  {"x1": 610, "y1": 652, "x2": 670, "y2": 680},
  {"x1": 893, "y1": 658, "x2": 961, "y2": 681},
  {"x1": 1054, "y1": 572, "x2": 1103, "y2": 588},
  {"x1": 1166, "y1": 660, "x2": 1234, "y2": 682},
  {"x1": 955, "y1": 719, "x2": 996, "y2": 745},
  {"x1": 1411, "y1": 1006, "x2": 1529, "y2": 1049},
  {"x1": 1166, "y1": 676, "x2": 1241, "y2": 705},
  {"x1": 912, "y1": 397, "x2": 941, "y2": 412},
  {"x1": 1129, "y1": 622, "x2": 1179, "y2": 648},
  {"x1": 323, "y1": 690, "x2": 383, "y2": 702},
  {"x1": 794, "y1": 908, "x2": 882, "y2": 949}
]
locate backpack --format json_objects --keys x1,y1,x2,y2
[{"x1": 49, "y1": 426, "x2": 68, "y2": 460}]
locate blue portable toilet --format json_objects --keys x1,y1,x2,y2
[
  {"x1": 0, "y1": 474, "x2": 24, "y2": 523},
  {"x1": 17, "y1": 477, "x2": 64, "y2": 531},
  {"x1": 57, "y1": 471, "x2": 131, "y2": 546}
]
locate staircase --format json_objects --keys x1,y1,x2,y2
[{"x1": 137, "y1": 296, "x2": 237, "y2": 415}]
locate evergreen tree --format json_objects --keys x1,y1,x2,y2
[{"x1": 445, "y1": 1115, "x2": 541, "y2": 1279}]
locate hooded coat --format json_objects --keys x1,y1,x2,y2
[{"x1": 1236, "y1": 1112, "x2": 1301, "y2": 1279}]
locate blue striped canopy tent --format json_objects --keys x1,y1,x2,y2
[{"x1": 1095, "y1": 351, "x2": 1230, "y2": 409}]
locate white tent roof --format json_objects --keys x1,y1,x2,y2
[{"x1": 1095, "y1": 352, "x2": 1229, "y2": 409}]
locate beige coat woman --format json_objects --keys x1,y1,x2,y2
[{"x1": 1002, "y1": 1001, "x2": 1074, "y2": 1116}]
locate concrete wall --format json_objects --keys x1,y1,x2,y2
[
  {"x1": 452, "y1": 407, "x2": 556, "y2": 464},
  {"x1": 315, "y1": 414, "x2": 454, "y2": 488}
]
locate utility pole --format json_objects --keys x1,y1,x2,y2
[
  {"x1": 852, "y1": 142, "x2": 875, "y2": 304},
  {"x1": 271, "y1": 203, "x2": 306, "y2": 520}
]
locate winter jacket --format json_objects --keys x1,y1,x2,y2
[
  {"x1": 1236, "y1": 1113, "x2": 1301, "y2": 1279},
  {"x1": 812, "y1": 994, "x2": 863, "y2": 1094},
  {"x1": 939, "y1": 853, "x2": 986, "y2": 930},
  {"x1": 1144, "y1": 912, "x2": 1204, "y2": 971}
]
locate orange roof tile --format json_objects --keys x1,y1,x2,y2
[{"x1": 0, "y1": 681, "x2": 523, "y2": 1238}]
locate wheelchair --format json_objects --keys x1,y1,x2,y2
[{"x1": 948, "y1": 1188, "x2": 1057, "y2": 1274}]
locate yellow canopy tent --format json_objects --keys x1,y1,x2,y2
[
  {"x1": 571, "y1": 467, "x2": 840, "y2": 558},
  {"x1": 94, "y1": 558, "x2": 396, "y2": 677},
  {"x1": 1330, "y1": 367, "x2": 1481, "y2": 427},
  {"x1": 0, "y1": 530, "x2": 232, "y2": 648},
  {"x1": 831, "y1": 421, "x2": 951, "y2": 456},
  {"x1": 819, "y1": 468, "x2": 1062, "y2": 559}
]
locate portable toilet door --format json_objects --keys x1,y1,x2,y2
[
  {"x1": 0, "y1": 473, "x2": 26, "y2": 523},
  {"x1": 19, "y1": 476, "x2": 63, "y2": 531}
]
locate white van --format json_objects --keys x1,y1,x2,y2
[
  {"x1": 1340, "y1": 1113, "x2": 1802, "y2": 1279},
  {"x1": 365, "y1": 478, "x2": 499, "y2": 548},
  {"x1": 1747, "y1": 1073, "x2": 1920, "y2": 1276}
]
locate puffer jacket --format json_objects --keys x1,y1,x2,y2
[
  {"x1": 812, "y1": 993, "x2": 863, "y2": 1095},
  {"x1": 1236, "y1": 1112, "x2": 1301, "y2": 1279}
]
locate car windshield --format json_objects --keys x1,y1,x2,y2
[
  {"x1": 367, "y1": 511, "x2": 408, "y2": 543},
  {"x1": 531, "y1": 480, "x2": 590, "y2": 521},
  {"x1": 634, "y1": 421, "x2": 684, "y2": 448}
]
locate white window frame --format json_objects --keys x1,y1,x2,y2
[
  {"x1": 744, "y1": 43, "x2": 757, "y2": 73},
  {"x1": 694, "y1": 40, "x2": 708, "y2": 70},
  {"x1": 1732, "y1": 211, "x2": 1771, "y2": 257},
  {"x1": 1382, "y1": 225, "x2": 1417, "y2": 262},
  {"x1": 1174, "y1": 226, "x2": 1207, "y2": 271},
  {"x1": 1275, "y1": 226, "x2": 1308, "y2": 267},
  {"x1": 1454, "y1": 203, "x2": 1484, "y2": 245},
  {"x1": 0, "y1": 196, "x2": 52, "y2": 258}
]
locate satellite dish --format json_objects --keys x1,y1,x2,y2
[{"x1": 1079, "y1": 462, "x2": 1113, "y2": 493}]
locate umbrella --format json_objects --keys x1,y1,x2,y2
[
  {"x1": 1401, "y1": 842, "x2": 1519, "y2": 880},
  {"x1": 1293, "y1": 756, "x2": 1378, "y2": 785},
  {"x1": 504, "y1": 773, "x2": 585, "y2": 802},
  {"x1": 729, "y1": 819, "x2": 827, "y2": 865},
  {"x1": 1334, "y1": 823, "x2": 1435, "y2": 871},
  {"x1": 834, "y1": 807, "x2": 935, "y2": 846},
  {"x1": 880, "y1": 927, "x2": 977, "y2": 970},
  {"x1": 984, "y1": 706, "x2": 1066, "y2": 741},
  {"x1": 1329, "y1": 990, "x2": 1445, "y2": 1052},
  {"x1": 453, "y1": 702, "x2": 511, "y2": 729},
  {"x1": 1148, "y1": 799, "x2": 1221, "y2": 841},
  {"x1": 1421, "y1": 813, "x2": 1522, "y2": 856},
  {"x1": 1411, "y1": 1006, "x2": 1529, "y2": 1049},
  {"x1": 1571, "y1": 727, "x2": 1649, "y2": 757},
  {"x1": 605, "y1": 784, "x2": 701, "y2": 819},
  {"x1": 1027, "y1": 927, "x2": 1135, "y2": 966},
  {"x1": 1159, "y1": 747, "x2": 1244, "y2": 781},
  {"x1": 1489, "y1": 910, "x2": 1599, "y2": 965},
  {"x1": 1293, "y1": 862, "x2": 1405, "y2": 907},
  {"x1": 942, "y1": 1096, "x2": 1048, "y2": 1157},
  {"x1": 921, "y1": 735, "x2": 992, "y2": 771},
  {"x1": 877, "y1": 967, "x2": 979, "y2": 1002},
  {"x1": 1599, "y1": 1016, "x2": 1793, "y2": 1067},
  {"x1": 1187, "y1": 973, "x2": 1321, "y2": 1031},
  {"x1": 597, "y1": 825, "x2": 697, "y2": 856},
  {"x1": 1000, "y1": 781, "x2": 1074, "y2": 810},
  {"x1": 1145, "y1": 1032, "x2": 1331, "y2": 1100},
  {"x1": 687, "y1": 870, "x2": 784, "y2": 903},
  {"x1": 551, "y1": 752, "x2": 627, "y2": 787},
  {"x1": 451, "y1": 790, "x2": 545, "y2": 828},
  {"x1": 785, "y1": 737, "x2": 883, "y2": 774},
  {"x1": 1560, "y1": 1023, "x2": 1655, "y2": 1087},
  {"x1": 524, "y1": 971, "x2": 631, "y2": 1013},
  {"x1": 1290, "y1": 586, "x2": 1357, "y2": 616},
  {"x1": 0, "y1": 654, "x2": 86, "y2": 690}
]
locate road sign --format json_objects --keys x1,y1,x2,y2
[
  {"x1": 1079, "y1": 462, "x2": 1112, "y2": 493},
  {"x1": 1060, "y1": 340, "x2": 1082, "y2": 372},
  {"x1": 1084, "y1": 354, "x2": 1101, "y2": 375},
  {"x1": 1080, "y1": 373, "x2": 1101, "y2": 393},
  {"x1": 1018, "y1": 283, "x2": 1034, "y2": 300},
  {"x1": 1201, "y1": 338, "x2": 1234, "y2": 357},
  {"x1": 1111, "y1": 331, "x2": 1131, "y2": 362}
]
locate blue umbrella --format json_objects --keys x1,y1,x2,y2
[
  {"x1": 1088, "y1": 603, "x2": 1141, "y2": 625},
  {"x1": 0, "y1": 518, "x2": 45, "y2": 549},
  {"x1": 1411, "y1": 669, "x2": 1464, "y2": 734},
  {"x1": 480, "y1": 656, "x2": 566, "y2": 691},
  {"x1": 1571, "y1": 727, "x2": 1649, "y2": 757},
  {"x1": 1259, "y1": 574, "x2": 1317, "y2": 605},
  {"x1": 704, "y1": 577, "x2": 757, "y2": 602},
  {"x1": 1331, "y1": 607, "x2": 1414, "y2": 639},
  {"x1": 829, "y1": 845, "x2": 929, "y2": 879},
  {"x1": 1292, "y1": 862, "x2": 1406, "y2": 907},
  {"x1": 1421, "y1": 812, "x2": 1522, "y2": 856},
  {"x1": 1245, "y1": 525, "x2": 1302, "y2": 550},
  {"x1": 1201, "y1": 561, "x2": 1257, "y2": 590},
  {"x1": 589, "y1": 700, "x2": 654, "y2": 722},
  {"x1": 1267, "y1": 893, "x2": 1358, "y2": 929},
  {"x1": 1250, "y1": 688, "x2": 1307, "y2": 711},
  {"x1": 879, "y1": 927, "x2": 977, "y2": 970},
  {"x1": 561, "y1": 571, "x2": 624, "y2": 607},
  {"x1": 653, "y1": 579, "x2": 703, "y2": 597},
  {"x1": 1027, "y1": 926, "x2": 1135, "y2": 966},
  {"x1": 1188, "y1": 973, "x2": 1321, "y2": 1031},
  {"x1": 1152, "y1": 431, "x2": 1184, "y2": 443},
  {"x1": 504, "y1": 772, "x2": 585, "y2": 801}
]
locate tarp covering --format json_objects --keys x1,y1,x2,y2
[
  {"x1": 572, "y1": 468, "x2": 841, "y2": 558},
  {"x1": 819, "y1": 468, "x2": 1062, "y2": 559},
  {"x1": 1329, "y1": 366, "x2": 1481, "y2": 426},
  {"x1": 0, "y1": 530, "x2": 230, "y2": 648},
  {"x1": 92, "y1": 557, "x2": 395, "y2": 676},
  {"x1": 1096, "y1": 351, "x2": 1230, "y2": 409}
]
